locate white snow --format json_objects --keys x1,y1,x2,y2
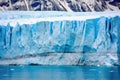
[{"x1": 0, "y1": 11, "x2": 120, "y2": 26}]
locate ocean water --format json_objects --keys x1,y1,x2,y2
[{"x1": 0, "y1": 66, "x2": 120, "y2": 80}]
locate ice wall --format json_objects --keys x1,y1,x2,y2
[{"x1": 0, "y1": 11, "x2": 120, "y2": 65}]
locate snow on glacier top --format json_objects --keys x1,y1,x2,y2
[{"x1": 0, "y1": 11, "x2": 120, "y2": 26}]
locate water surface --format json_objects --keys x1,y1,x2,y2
[{"x1": 0, "y1": 66, "x2": 120, "y2": 80}]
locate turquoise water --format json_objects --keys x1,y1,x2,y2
[{"x1": 0, "y1": 66, "x2": 120, "y2": 80}]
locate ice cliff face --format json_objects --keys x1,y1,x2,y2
[
  {"x1": 0, "y1": 11, "x2": 120, "y2": 66},
  {"x1": 0, "y1": 0, "x2": 120, "y2": 11}
]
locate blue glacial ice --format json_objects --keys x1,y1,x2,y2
[{"x1": 0, "y1": 11, "x2": 120, "y2": 66}]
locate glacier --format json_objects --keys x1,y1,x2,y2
[{"x1": 0, "y1": 11, "x2": 120, "y2": 66}]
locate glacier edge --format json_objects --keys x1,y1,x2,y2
[{"x1": 0, "y1": 11, "x2": 120, "y2": 66}]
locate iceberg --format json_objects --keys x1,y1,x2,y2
[{"x1": 0, "y1": 11, "x2": 120, "y2": 66}]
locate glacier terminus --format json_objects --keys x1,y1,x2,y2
[{"x1": 0, "y1": 11, "x2": 120, "y2": 66}]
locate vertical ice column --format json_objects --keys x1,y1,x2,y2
[{"x1": 116, "y1": 16, "x2": 120, "y2": 63}]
